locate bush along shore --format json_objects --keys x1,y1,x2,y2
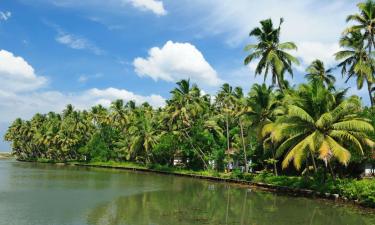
[{"x1": 5, "y1": 0, "x2": 375, "y2": 210}]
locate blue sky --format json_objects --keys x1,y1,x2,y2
[{"x1": 0, "y1": 0, "x2": 363, "y2": 150}]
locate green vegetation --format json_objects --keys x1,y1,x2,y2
[{"x1": 3, "y1": 0, "x2": 375, "y2": 206}]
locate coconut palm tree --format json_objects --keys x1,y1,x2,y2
[
  {"x1": 248, "y1": 84, "x2": 282, "y2": 135},
  {"x1": 275, "y1": 83, "x2": 374, "y2": 174},
  {"x1": 247, "y1": 84, "x2": 283, "y2": 175},
  {"x1": 244, "y1": 18, "x2": 299, "y2": 91},
  {"x1": 128, "y1": 105, "x2": 160, "y2": 164},
  {"x1": 165, "y1": 79, "x2": 209, "y2": 168},
  {"x1": 216, "y1": 83, "x2": 236, "y2": 160},
  {"x1": 305, "y1": 59, "x2": 336, "y2": 88},
  {"x1": 343, "y1": 0, "x2": 375, "y2": 105},
  {"x1": 335, "y1": 31, "x2": 375, "y2": 106},
  {"x1": 345, "y1": 0, "x2": 375, "y2": 53},
  {"x1": 232, "y1": 87, "x2": 252, "y2": 172},
  {"x1": 110, "y1": 99, "x2": 127, "y2": 130}
]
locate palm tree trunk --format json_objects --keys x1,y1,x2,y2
[
  {"x1": 226, "y1": 113, "x2": 230, "y2": 155},
  {"x1": 272, "y1": 147, "x2": 278, "y2": 176},
  {"x1": 310, "y1": 151, "x2": 317, "y2": 173},
  {"x1": 276, "y1": 73, "x2": 285, "y2": 93},
  {"x1": 367, "y1": 37, "x2": 374, "y2": 107},
  {"x1": 183, "y1": 131, "x2": 208, "y2": 169},
  {"x1": 328, "y1": 161, "x2": 336, "y2": 181},
  {"x1": 239, "y1": 119, "x2": 248, "y2": 173},
  {"x1": 367, "y1": 80, "x2": 374, "y2": 107}
]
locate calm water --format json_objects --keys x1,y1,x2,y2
[{"x1": 0, "y1": 160, "x2": 374, "y2": 225}]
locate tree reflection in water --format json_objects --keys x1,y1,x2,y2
[{"x1": 86, "y1": 182, "x2": 375, "y2": 225}]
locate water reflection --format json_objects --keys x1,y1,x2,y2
[
  {"x1": 0, "y1": 161, "x2": 374, "y2": 225},
  {"x1": 87, "y1": 183, "x2": 375, "y2": 225}
]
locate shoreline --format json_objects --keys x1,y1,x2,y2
[
  {"x1": 9, "y1": 159, "x2": 375, "y2": 211},
  {"x1": 0, "y1": 153, "x2": 12, "y2": 160},
  {"x1": 72, "y1": 162, "x2": 375, "y2": 211}
]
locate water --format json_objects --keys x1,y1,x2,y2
[{"x1": 0, "y1": 160, "x2": 374, "y2": 225}]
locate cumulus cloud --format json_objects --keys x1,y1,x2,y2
[
  {"x1": 129, "y1": 0, "x2": 167, "y2": 16},
  {"x1": 0, "y1": 88, "x2": 166, "y2": 123},
  {"x1": 0, "y1": 50, "x2": 166, "y2": 124},
  {"x1": 0, "y1": 11, "x2": 11, "y2": 21},
  {"x1": 0, "y1": 50, "x2": 47, "y2": 93},
  {"x1": 86, "y1": 87, "x2": 166, "y2": 108},
  {"x1": 56, "y1": 32, "x2": 103, "y2": 55},
  {"x1": 133, "y1": 40, "x2": 223, "y2": 86}
]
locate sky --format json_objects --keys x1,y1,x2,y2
[{"x1": 0, "y1": 0, "x2": 364, "y2": 151}]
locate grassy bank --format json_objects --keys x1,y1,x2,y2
[
  {"x1": 0, "y1": 152, "x2": 12, "y2": 159},
  {"x1": 71, "y1": 161, "x2": 375, "y2": 208}
]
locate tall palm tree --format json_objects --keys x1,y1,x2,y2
[
  {"x1": 344, "y1": 0, "x2": 375, "y2": 105},
  {"x1": 233, "y1": 87, "x2": 252, "y2": 172},
  {"x1": 305, "y1": 59, "x2": 336, "y2": 88},
  {"x1": 335, "y1": 31, "x2": 375, "y2": 106},
  {"x1": 216, "y1": 83, "x2": 236, "y2": 160},
  {"x1": 166, "y1": 79, "x2": 209, "y2": 168},
  {"x1": 345, "y1": 0, "x2": 375, "y2": 53},
  {"x1": 248, "y1": 84, "x2": 283, "y2": 175},
  {"x1": 275, "y1": 83, "x2": 374, "y2": 173},
  {"x1": 129, "y1": 105, "x2": 160, "y2": 164},
  {"x1": 244, "y1": 18, "x2": 299, "y2": 91}
]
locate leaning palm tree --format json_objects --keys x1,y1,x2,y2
[
  {"x1": 165, "y1": 79, "x2": 209, "y2": 169},
  {"x1": 274, "y1": 83, "x2": 374, "y2": 173},
  {"x1": 335, "y1": 31, "x2": 375, "y2": 106},
  {"x1": 244, "y1": 18, "x2": 299, "y2": 91},
  {"x1": 305, "y1": 59, "x2": 336, "y2": 88}
]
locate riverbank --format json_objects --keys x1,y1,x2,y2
[
  {"x1": 0, "y1": 152, "x2": 12, "y2": 159},
  {"x1": 70, "y1": 161, "x2": 375, "y2": 209}
]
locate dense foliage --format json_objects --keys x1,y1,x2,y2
[{"x1": 4, "y1": 0, "x2": 375, "y2": 180}]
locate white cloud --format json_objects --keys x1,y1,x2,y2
[
  {"x1": 78, "y1": 75, "x2": 88, "y2": 83},
  {"x1": 27, "y1": 0, "x2": 166, "y2": 16},
  {"x1": 86, "y1": 87, "x2": 165, "y2": 108},
  {"x1": 56, "y1": 32, "x2": 103, "y2": 55},
  {"x1": 133, "y1": 40, "x2": 223, "y2": 86},
  {"x1": 0, "y1": 88, "x2": 166, "y2": 123},
  {"x1": 0, "y1": 11, "x2": 11, "y2": 21},
  {"x1": 295, "y1": 41, "x2": 341, "y2": 68},
  {"x1": 0, "y1": 50, "x2": 47, "y2": 93},
  {"x1": 77, "y1": 73, "x2": 103, "y2": 83},
  {"x1": 185, "y1": 0, "x2": 358, "y2": 47},
  {"x1": 128, "y1": 0, "x2": 167, "y2": 16},
  {"x1": 0, "y1": 50, "x2": 166, "y2": 123}
]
